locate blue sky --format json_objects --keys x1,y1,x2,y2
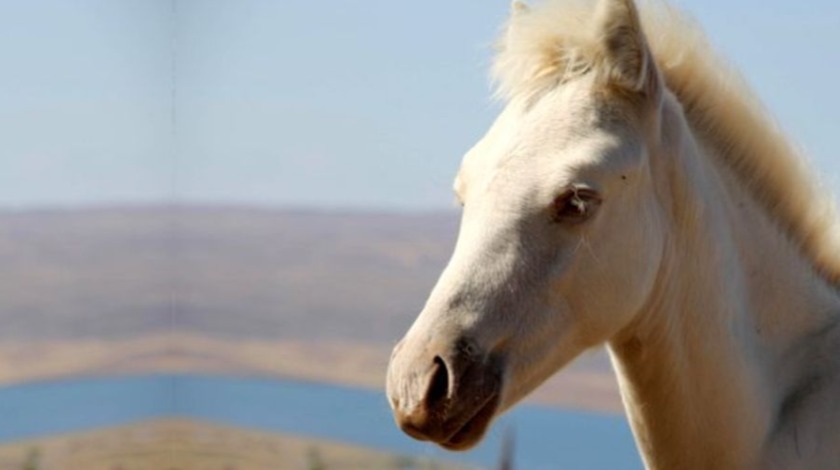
[{"x1": 0, "y1": 0, "x2": 838, "y2": 209}]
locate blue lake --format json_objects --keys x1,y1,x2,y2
[{"x1": 0, "y1": 375, "x2": 642, "y2": 469}]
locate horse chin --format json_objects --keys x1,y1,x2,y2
[{"x1": 438, "y1": 392, "x2": 501, "y2": 451}]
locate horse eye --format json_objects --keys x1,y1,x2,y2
[{"x1": 551, "y1": 187, "x2": 602, "y2": 224}]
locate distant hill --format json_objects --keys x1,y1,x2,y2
[
  {"x1": 0, "y1": 206, "x2": 458, "y2": 342},
  {"x1": 0, "y1": 206, "x2": 619, "y2": 410}
]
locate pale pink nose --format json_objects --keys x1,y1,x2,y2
[
  {"x1": 391, "y1": 355, "x2": 453, "y2": 442},
  {"x1": 387, "y1": 336, "x2": 504, "y2": 450}
]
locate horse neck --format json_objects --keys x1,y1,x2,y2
[{"x1": 608, "y1": 98, "x2": 840, "y2": 469}]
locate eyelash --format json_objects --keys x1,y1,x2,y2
[{"x1": 551, "y1": 187, "x2": 602, "y2": 224}]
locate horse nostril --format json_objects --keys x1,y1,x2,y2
[{"x1": 426, "y1": 356, "x2": 450, "y2": 406}]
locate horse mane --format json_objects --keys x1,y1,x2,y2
[{"x1": 493, "y1": 0, "x2": 840, "y2": 285}]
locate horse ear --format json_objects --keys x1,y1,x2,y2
[{"x1": 595, "y1": 0, "x2": 660, "y2": 100}]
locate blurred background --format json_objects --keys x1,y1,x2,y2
[{"x1": 0, "y1": 0, "x2": 838, "y2": 469}]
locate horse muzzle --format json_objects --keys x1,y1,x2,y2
[{"x1": 385, "y1": 336, "x2": 503, "y2": 450}]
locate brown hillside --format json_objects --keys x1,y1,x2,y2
[{"x1": 0, "y1": 206, "x2": 619, "y2": 411}]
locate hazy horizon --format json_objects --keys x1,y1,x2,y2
[{"x1": 0, "y1": 200, "x2": 462, "y2": 214}]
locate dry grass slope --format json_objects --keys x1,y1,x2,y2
[
  {"x1": 0, "y1": 207, "x2": 622, "y2": 412},
  {"x1": 0, "y1": 420, "x2": 469, "y2": 470}
]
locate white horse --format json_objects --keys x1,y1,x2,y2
[{"x1": 386, "y1": 0, "x2": 840, "y2": 468}]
